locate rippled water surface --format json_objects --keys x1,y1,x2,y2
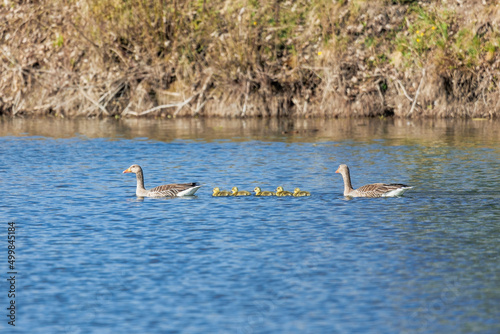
[{"x1": 1, "y1": 118, "x2": 499, "y2": 333}]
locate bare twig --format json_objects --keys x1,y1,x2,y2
[
  {"x1": 409, "y1": 68, "x2": 426, "y2": 116},
  {"x1": 173, "y1": 95, "x2": 196, "y2": 116},
  {"x1": 109, "y1": 48, "x2": 129, "y2": 67},
  {"x1": 136, "y1": 94, "x2": 197, "y2": 116},
  {"x1": 0, "y1": 48, "x2": 20, "y2": 67},
  {"x1": 79, "y1": 87, "x2": 109, "y2": 116},
  {"x1": 195, "y1": 73, "x2": 213, "y2": 116},
  {"x1": 99, "y1": 81, "x2": 125, "y2": 109},
  {"x1": 12, "y1": 91, "x2": 21, "y2": 116},
  {"x1": 194, "y1": 100, "x2": 207, "y2": 114},
  {"x1": 121, "y1": 102, "x2": 136, "y2": 116},
  {"x1": 396, "y1": 80, "x2": 414, "y2": 102},
  {"x1": 68, "y1": 20, "x2": 103, "y2": 56},
  {"x1": 241, "y1": 80, "x2": 250, "y2": 117},
  {"x1": 139, "y1": 96, "x2": 195, "y2": 116},
  {"x1": 376, "y1": 81, "x2": 385, "y2": 108},
  {"x1": 301, "y1": 66, "x2": 334, "y2": 71}
]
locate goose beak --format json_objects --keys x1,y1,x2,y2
[
  {"x1": 335, "y1": 168, "x2": 340, "y2": 173},
  {"x1": 123, "y1": 168, "x2": 131, "y2": 173}
]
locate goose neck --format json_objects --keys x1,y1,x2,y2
[
  {"x1": 135, "y1": 169, "x2": 147, "y2": 192},
  {"x1": 341, "y1": 169, "x2": 354, "y2": 194}
]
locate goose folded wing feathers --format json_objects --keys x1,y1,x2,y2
[{"x1": 148, "y1": 183, "x2": 200, "y2": 197}]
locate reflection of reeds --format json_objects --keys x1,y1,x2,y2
[
  {"x1": 0, "y1": 1, "x2": 499, "y2": 118},
  {"x1": 1, "y1": 118, "x2": 499, "y2": 149}
]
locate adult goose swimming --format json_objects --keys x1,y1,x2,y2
[
  {"x1": 123, "y1": 164, "x2": 201, "y2": 197},
  {"x1": 335, "y1": 164, "x2": 412, "y2": 198}
]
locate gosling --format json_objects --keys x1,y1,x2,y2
[
  {"x1": 231, "y1": 187, "x2": 251, "y2": 196},
  {"x1": 254, "y1": 187, "x2": 276, "y2": 196},
  {"x1": 293, "y1": 188, "x2": 311, "y2": 197},
  {"x1": 276, "y1": 186, "x2": 293, "y2": 196},
  {"x1": 213, "y1": 187, "x2": 232, "y2": 197}
]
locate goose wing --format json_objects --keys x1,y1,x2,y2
[
  {"x1": 148, "y1": 183, "x2": 200, "y2": 197},
  {"x1": 355, "y1": 183, "x2": 410, "y2": 198}
]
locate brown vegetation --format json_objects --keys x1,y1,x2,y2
[{"x1": 1, "y1": 0, "x2": 500, "y2": 118}]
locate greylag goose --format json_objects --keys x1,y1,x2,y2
[
  {"x1": 231, "y1": 187, "x2": 251, "y2": 196},
  {"x1": 276, "y1": 186, "x2": 293, "y2": 196},
  {"x1": 254, "y1": 187, "x2": 276, "y2": 196},
  {"x1": 293, "y1": 188, "x2": 311, "y2": 197},
  {"x1": 123, "y1": 164, "x2": 201, "y2": 197},
  {"x1": 212, "y1": 187, "x2": 232, "y2": 197},
  {"x1": 335, "y1": 164, "x2": 412, "y2": 198}
]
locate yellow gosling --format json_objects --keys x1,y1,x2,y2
[
  {"x1": 254, "y1": 187, "x2": 276, "y2": 196},
  {"x1": 293, "y1": 188, "x2": 311, "y2": 197},
  {"x1": 276, "y1": 186, "x2": 293, "y2": 196},
  {"x1": 231, "y1": 187, "x2": 251, "y2": 196},
  {"x1": 213, "y1": 187, "x2": 232, "y2": 197}
]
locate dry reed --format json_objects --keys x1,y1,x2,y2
[{"x1": 0, "y1": 0, "x2": 499, "y2": 118}]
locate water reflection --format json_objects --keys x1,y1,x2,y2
[{"x1": 1, "y1": 117, "x2": 499, "y2": 148}]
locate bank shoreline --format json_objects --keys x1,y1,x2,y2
[{"x1": 1, "y1": 1, "x2": 499, "y2": 119}]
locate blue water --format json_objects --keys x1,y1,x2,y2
[{"x1": 0, "y1": 119, "x2": 499, "y2": 333}]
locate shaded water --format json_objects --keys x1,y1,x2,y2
[{"x1": 0, "y1": 118, "x2": 499, "y2": 333}]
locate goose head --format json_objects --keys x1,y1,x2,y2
[{"x1": 123, "y1": 164, "x2": 142, "y2": 174}]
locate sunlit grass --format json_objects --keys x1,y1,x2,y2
[{"x1": 2, "y1": 0, "x2": 500, "y2": 118}]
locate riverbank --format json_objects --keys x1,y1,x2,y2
[{"x1": 1, "y1": 0, "x2": 499, "y2": 118}]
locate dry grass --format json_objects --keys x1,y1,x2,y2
[{"x1": 0, "y1": 0, "x2": 499, "y2": 118}]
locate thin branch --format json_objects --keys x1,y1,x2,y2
[
  {"x1": 376, "y1": 82, "x2": 385, "y2": 107},
  {"x1": 135, "y1": 95, "x2": 197, "y2": 116},
  {"x1": 139, "y1": 96, "x2": 194, "y2": 116},
  {"x1": 241, "y1": 80, "x2": 250, "y2": 117},
  {"x1": 174, "y1": 95, "x2": 196, "y2": 116},
  {"x1": 79, "y1": 87, "x2": 109, "y2": 116},
  {"x1": 396, "y1": 80, "x2": 414, "y2": 102},
  {"x1": 409, "y1": 68, "x2": 426, "y2": 116},
  {"x1": 194, "y1": 72, "x2": 213, "y2": 116},
  {"x1": 109, "y1": 48, "x2": 130, "y2": 67},
  {"x1": 12, "y1": 91, "x2": 21, "y2": 116},
  {"x1": 99, "y1": 81, "x2": 125, "y2": 107},
  {"x1": 121, "y1": 102, "x2": 136, "y2": 116},
  {"x1": 194, "y1": 100, "x2": 207, "y2": 114}
]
